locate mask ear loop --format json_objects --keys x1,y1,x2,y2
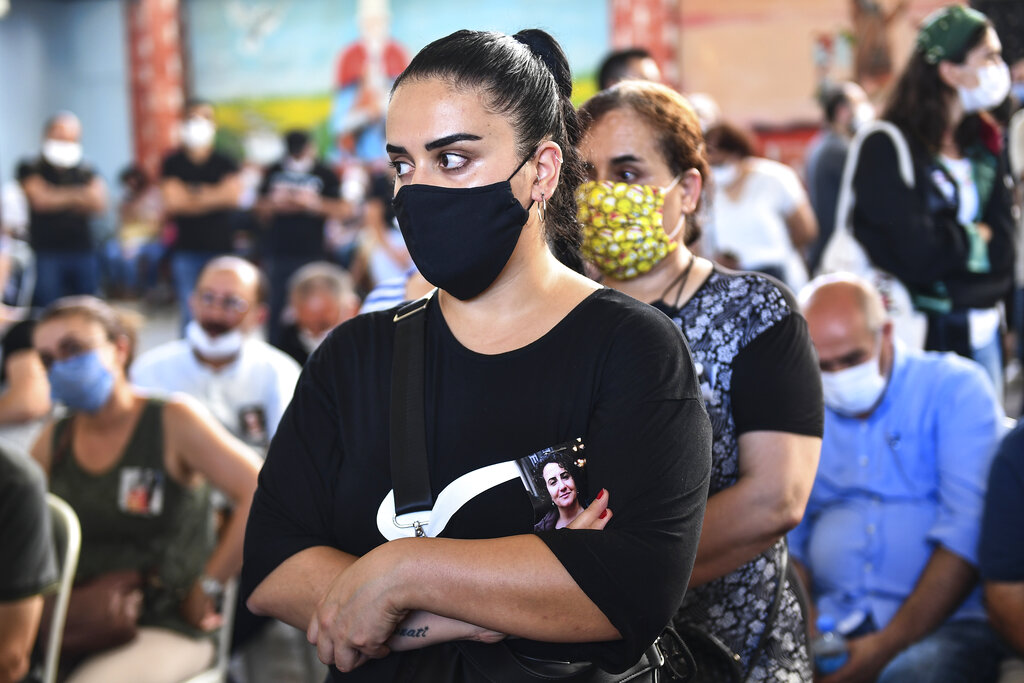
[{"x1": 661, "y1": 174, "x2": 687, "y2": 242}]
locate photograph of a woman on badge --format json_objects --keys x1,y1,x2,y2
[{"x1": 533, "y1": 453, "x2": 587, "y2": 530}]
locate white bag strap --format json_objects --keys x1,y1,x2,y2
[
  {"x1": 376, "y1": 461, "x2": 521, "y2": 540},
  {"x1": 831, "y1": 120, "x2": 915, "y2": 250}
]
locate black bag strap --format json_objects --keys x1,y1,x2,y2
[
  {"x1": 390, "y1": 291, "x2": 437, "y2": 523},
  {"x1": 388, "y1": 289, "x2": 693, "y2": 682}
]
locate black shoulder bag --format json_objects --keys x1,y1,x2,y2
[
  {"x1": 389, "y1": 295, "x2": 695, "y2": 683},
  {"x1": 672, "y1": 540, "x2": 792, "y2": 683}
]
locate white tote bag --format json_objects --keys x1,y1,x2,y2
[{"x1": 819, "y1": 121, "x2": 927, "y2": 349}]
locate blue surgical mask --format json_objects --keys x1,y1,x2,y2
[{"x1": 48, "y1": 349, "x2": 115, "y2": 413}]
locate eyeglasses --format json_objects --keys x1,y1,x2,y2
[
  {"x1": 195, "y1": 291, "x2": 250, "y2": 315},
  {"x1": 37, "y1": 335, "x2": 107, "y2": 370}
]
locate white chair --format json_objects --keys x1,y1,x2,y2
[
  {"x1": 180, "y1": 578, "x2": 239, "y2": 683},
  {"x1": 42, "y1": 493, "x2": 81, "y2": 683},
  {"x1": 5, "y1": 238, "x2": 35, "y2": 309}
]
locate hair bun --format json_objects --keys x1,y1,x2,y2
[{"x1": 513, "y1": 29, "x2": 573, "y2": 100}]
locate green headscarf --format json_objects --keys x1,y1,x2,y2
[{"x1": 916, "y1": 4, "x2": 989, "y2": 65}]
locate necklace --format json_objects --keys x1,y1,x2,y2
[{"x1": 657, "y1": 251, "x2": 697, "y2": 311}]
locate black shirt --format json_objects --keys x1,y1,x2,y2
[
  {"x1": 242, "y1": 288, "x2": 712, "y2": 679},
  {"x1": 258, "y1": 161, "x2": 340, "y2": 257},
  {"x1": 160, "y1": 149, "x2": 239, "y2": 252},
  {"x1": 979, "y1": 421, "x2": 1024, "y2": 583},
  {"x1": 852, "y1": 125, "x2": 1015, "y2": 311},
  {"x1": 273, "y1": 323, "x2": 311, "y2": 366},
  {"x1": 17, "y1": 157, "x2": 97, "y2": 252},
  {"x1": 0, "y1": 444, "x2": 58, "y2": 601}
]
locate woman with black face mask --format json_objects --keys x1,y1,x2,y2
[{"x1": 242, "y1": 28, "x2": 712, "y2": 682}]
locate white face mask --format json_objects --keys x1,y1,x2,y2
[
  {"x1": 186, "y1": 320, "x2": 244, "y2": 361},
  {"x1": 283, "y1": 155, "x2": 314, "y2": 174},
  {"x1": 821, "y1": 356, "x2": 888, "y2": 417},
  {"x1": 958, "y1": 61, "x2": 1011, "y2": 113},
  {"x1": 711, "y1": 163, "x2": 738, "y2": 187},
  {"x1": 850, "y1": 102, "x2": 875, "y2": 133},
  {"x1": 180, "y1": 117, "x2": 216, "y2": 149},
  {"x1": 42, "y1": 139, "x2": 83, "y2": 168}
]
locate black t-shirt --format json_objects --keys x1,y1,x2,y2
[
  {"x1": 0, "y1": 444, "x2": 58, "y2": 601},
  {"x1": 242, "y1": 288, "x2": 712, "y2": 679},
  {"x1": 160, "y1": 149, "x2": 239, "y2": 252},
  {"x1": 979, "y1": 421, "x2": 1024, "y2": 582},
  {"x1": 272, "y1": 323, "x2": 310, "y2": 366},
  {"x1": 1, "y1": 320, "x2": 35, "y2": 385},
  {"x1": 17, "y1": 157, "x2": 97, "y2": 252},
  {"x1": 258, "y1": 161, "x2": 341, "y2": 256}
]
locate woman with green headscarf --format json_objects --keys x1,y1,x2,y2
[{"x1": 826, "y1": 4, "x2": 1014, "y2": 400}]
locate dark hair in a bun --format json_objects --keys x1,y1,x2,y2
[{"x1": 392, "y1": 29, "x2": 585, "y2": 272}]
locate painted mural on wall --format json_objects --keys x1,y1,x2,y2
[{"x1": 185, "y1": 0, "x2": 608, "y2": 165}]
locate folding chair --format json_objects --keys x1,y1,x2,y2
[
  {"x1": 41, "y1": 493, "x2": 81, "y2": 683},
  {"x1": 5, "y1": 238, "x2": 36, "y2": 310},
  {"x1": 179, "y1": 578, "x2": 239, "y2": 683}
]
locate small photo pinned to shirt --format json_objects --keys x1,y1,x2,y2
[
  {"x1": 515, "y1": 438, "x2": 588, "y2": 531},
  {"x1": 238, "y1": 405, "x2": 268, "y2": 447},
  {"x1": 118, "y1": 467, "x2": 165, "y2": 516}
]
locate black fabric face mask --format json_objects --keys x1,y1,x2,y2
[{"x1": 392, "y1": 155, "x2": 533, "y2": 301}]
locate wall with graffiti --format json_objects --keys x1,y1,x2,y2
[{"x1": 184, "y1": 0, "x2": 609, "y2": 166}]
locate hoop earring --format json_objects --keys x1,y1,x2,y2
[{"x1": 538, "y1": 193, "x2": 547, "y2": 223}]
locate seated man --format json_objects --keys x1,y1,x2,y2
[
  {"x1": 790, "y1": 274, "x2": 1005, "y2": 682},
  {"x1": 0, "y1": 444, "x2": 57, "y2": 683},
  {"x1": 130, "y1": 256, "x2": 300, "y2": 452},
  {"x1": 273, "y1": 261, "x2": 358, "y2": 366},
  {"x1": 980, "y1": 422, "x2": 1024, "y2": 682}
]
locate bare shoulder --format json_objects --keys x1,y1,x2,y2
[
  {"x1": 162, "y1": 393, "x2": 213, "y2": 432},
  {"x1": 29, "y1": 420, "x2": 58, "y2": 474}
]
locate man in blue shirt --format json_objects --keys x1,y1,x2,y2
[{"x1": 790, "y1": 274, "x2": 1005, "y2": 682}]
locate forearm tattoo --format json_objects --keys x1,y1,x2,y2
[{"x1": 394, "y1": 626, "x2": 429, "y2": 638}]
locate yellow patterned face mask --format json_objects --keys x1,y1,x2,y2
[{"x1": 576, "y1": 178, "x2": 682, "y2": 280}]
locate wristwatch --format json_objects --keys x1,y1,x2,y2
[{"x1": 199, "y1": 575, "x2": 225, "y2": 601}]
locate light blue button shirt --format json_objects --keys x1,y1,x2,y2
[{"x1": 789, "y1": 342, "x2": 1001, "y2": 631}]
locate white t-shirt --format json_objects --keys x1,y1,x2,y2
[
  {"x1": 708, "y1": 157, "x2": 809, "y2": 289},
  {"x1": 938, "y1": 154, "x2": 999, "y2": 350},
  {"x1": 939, "y1": 155, "x2": 979, "y2": 227},
  {"x1": 130, "y1": 337, "x2": 301, "y2": 453}
]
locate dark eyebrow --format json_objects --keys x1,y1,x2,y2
[
  {"x1": 425, "y1": 133, "x2": 482, "y2": 151},
  {"x1": 385, "y1": 143, "x2": 407, "y2": 155},
  {"x1": 610, "y1": 154, "x2": 642, "y2": 165}
]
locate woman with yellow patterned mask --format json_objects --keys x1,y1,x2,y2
[{"x1": 579, "y1": 81, "x2": 825, "y2": 683}]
